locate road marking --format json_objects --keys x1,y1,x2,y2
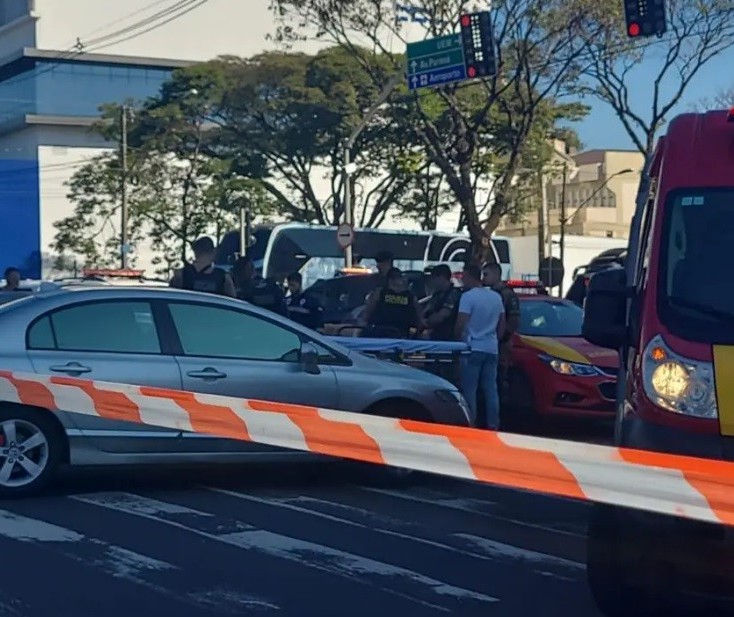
[
  {"x1": 360, "y1": 487, "x2": 584, "y2": 538},
  {"x1": 72, "y1": 492, "x2": 499, "y2": 611},
  {"x1": 0, "y1": 508, "x2": 275, "y2": 613},
  {"x1": 207, "y1": 488, "x2": 582, "y2": 582},
  {"x1": 453, "y1": 533, "x2": 584, "y2": 570}
]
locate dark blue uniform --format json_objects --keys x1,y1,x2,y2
[{"x1": 286, "y1": 292, "x2": 324, "y2": 329}]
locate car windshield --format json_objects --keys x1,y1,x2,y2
[
  {"x1": 518, "y1": 299, "x2": 583, "y2": 337},
  {"x1": 660, "y1": 189, "x2": 734, "y2": 341}
]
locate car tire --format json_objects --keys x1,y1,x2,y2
[
  {"x1": 0, "y1": 405, "x2": 65, "y2": 498},
  {"x1": 355, "y1": 399, "x2": 432, "y2": 488},
  {"x1": 587, "y1": 505, "x2": 683, "y2": 617}
]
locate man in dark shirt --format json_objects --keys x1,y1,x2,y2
[
  {"x1": 2, "y1": 267, "x2": 20, "y2": 291},
  {"x1": 421, "y1": 264, "x2": 462, "y2": 340},
  {"x1": 170, "y1": 237, "x2": 236, "y2": 297},
  {"x1": 285, "y1": 271, "x2": 323, "y2": 329},
  {"x1": 362, "y1": 267, "x2": 422, "y2": 338},
  {"x1": 232, "y1": 256, "x2": 287, "y2": 316}
]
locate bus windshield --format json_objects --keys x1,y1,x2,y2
[{"x1": 660, "y1": 188, "x2": 734, "y2": 342}]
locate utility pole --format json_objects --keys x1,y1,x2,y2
[
  {"x1": 120, "y1": 105, "x2": 129, "y2": 269},
  {"x1": 559, "y1": 163, "x2": 567, "y2": 296}
]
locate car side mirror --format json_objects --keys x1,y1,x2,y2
[
  {"x1": 300, "y1": 342, "x2": 321, "y2": 375},
  {"x1": 582, "y1": 268, "x2": 628, "y2": 350}
]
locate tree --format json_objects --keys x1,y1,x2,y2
[
  {"x1": 138, "y1": 48, "x2": 421, "y2": 227},
  {"x1": 581, "y1": 0, "x2": 734, "y2": 159},
  {"x1": 696, "y1": 86, "x2": 734, "y2": 110},
  {"x1": 269, "y1": 0, "x2": 596, "y2": 261},
  {"x1": 53, "y1": 105, "x2": 276, "y2": 275}
]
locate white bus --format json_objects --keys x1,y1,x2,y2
[{"x1": 216, "y1": 223, "x2": 513, "y2": 287}]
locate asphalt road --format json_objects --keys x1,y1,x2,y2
[{"x1": 0, "y1": 422, "x2": 607, "y2": 617}]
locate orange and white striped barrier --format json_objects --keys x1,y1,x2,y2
[{"x1": 1, "y1": 370, "x2": 734, "y2": 525}]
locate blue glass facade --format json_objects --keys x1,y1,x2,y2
[
  {"x1": 0, "y1": 57, "x2": 175, "y2": 277},
  {"x1": 0, "y1": 60, "x2": 173, "y2": 123}
]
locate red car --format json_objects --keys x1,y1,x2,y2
[{"x1": 505, "y1": 281, "x2": 619, "y2": 420}]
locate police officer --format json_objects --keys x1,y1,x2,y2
[
  {"x1": 362, "y1": 267, "x2": 422, "y2": 338},
  {"x1": 232, "y1": 256, "x2": 288, "y2": 316},
  {"x1": 285, "y1": 271, "x2": 323, "y2": 329},
  {"x1": 482, "y1": 262, "x2": 520, "y2": 399},
  {"x1": 421, "y1": 264, "x2": 462, "y2": 340},
  {"x1": 170, "y1": 236, "x2": 236, "y2": 297}
]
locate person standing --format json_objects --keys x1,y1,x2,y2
[
  {"x1": 454, "y1": 264, "x2": 506, "y2": 429},
  {"x1": 232, "y1": 256, "x2": 288, "y2": 316},
  {"x1": 1, "y1": 267, "x2": 20, "y2": 291},
  {"x1": 285, "y1": 271, "x2": 323, "y2": 329},
  {"x1": 421, "y1": 265, "x2": 462, "y2": 340},
  {"x1": 482, "y1": 263, "x2": 520, "y2": 402},
  {"x1": 170, "y1": 237, "x2": 236, "y2": 297},
  {"x1": 362, "y1": 267, "x2": 422, "y2": 338}
]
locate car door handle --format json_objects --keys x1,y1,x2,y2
[
  {"x1": 49, "y1": 363, "x2": 92, "y2": 374},
  {"x1": 186, "y1": 368, "x2": 227, "y2": 380}
]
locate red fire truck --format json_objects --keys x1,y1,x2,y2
[{"x1": 583, "y1": 109, "x2": 734, "y2": 614}]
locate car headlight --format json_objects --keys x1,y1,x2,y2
[
  {"x1": 642, "y1": 335, "x2": 717, "y2": 419},
  {"x1": 539, "y1": 354, "x2": 601, "y2": 377}
]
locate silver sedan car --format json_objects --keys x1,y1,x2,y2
[{"x1": 0, "y1": 286, "x2": 470, "y2": 496}]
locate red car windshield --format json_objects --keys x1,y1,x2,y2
[
  {"x1": 659, "y1": 188, "x2": 734, "y2": 343},
  {"x1": 518, "y1": 299, "x2": 583, "y2": 337}
]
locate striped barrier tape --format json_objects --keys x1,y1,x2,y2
[{"x1": 1, "y1": 370, "x2": 734, "y2": 526}]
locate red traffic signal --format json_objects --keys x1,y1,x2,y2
[
  {"x1": 627, "y1": 22, "x2": 641, "y2": 36},
  {"x1": 460, "y1": 14, "x2": 470, "y2": 27},
  {"x1": 467, "y1": 66, "x2": 476, "y2": 77}
]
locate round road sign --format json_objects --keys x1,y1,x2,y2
[
  {"x1": 336, "y1": 223, "x2": 355, "y2": 249},
  {"x1": 538, "y1": 256, "x2": 564, "y2": 288}
]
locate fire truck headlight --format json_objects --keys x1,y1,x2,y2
[{"x1": 643, "y1": 335, "x2": 717, "y2": 419}]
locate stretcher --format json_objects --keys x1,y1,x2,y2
[{"x1": 325, "y1": 336, "x2": 469, "y2": 386}]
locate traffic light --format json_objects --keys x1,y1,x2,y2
[
  {"x1": 624, "y1": 0, "x2": 666, "y2": 38},
  {"x1": 459, "y1": 11, "x2": 496, "y2": 78}
]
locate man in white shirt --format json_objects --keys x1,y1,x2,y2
[{"x1": 454, "y1": 264, "x2": 506, "y2": 429}]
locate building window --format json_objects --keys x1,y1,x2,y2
[{"x1": 0, "y1": 0, "x2": 29, "y2": 26}]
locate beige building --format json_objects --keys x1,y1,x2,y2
[{"x1": 497, "y1": 149, "x2": 645, "y2": 240}]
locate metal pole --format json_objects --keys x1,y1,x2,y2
[
  {"x1": 239, "y1": 205, "x2": 246, "y2": 259},
  {"x1": 343, "y1": 145, "x2": 353, "y2": 268},
  {"x1": 540, "y1": 171, "x2": 549, "y2": 282},
  {"x1": 120, "y1": 105, "x2": 129, "y2": 269},
  {"x1": 559, "y1": 163, "x2": 567, "y2": 296}
]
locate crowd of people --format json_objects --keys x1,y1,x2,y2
[{"x1": 170, "y1": 236, "x2": 521, "y2": 430}]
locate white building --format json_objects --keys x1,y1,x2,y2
[{"x1": 0, "y1": 0, "x2": 472, "y2": 277}]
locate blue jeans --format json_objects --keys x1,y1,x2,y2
[{"x1": 460, "y1": 351, "x2": 500, "y2": 429}]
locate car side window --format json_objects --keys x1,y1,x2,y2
[
  {"x1": 27, "y1": 301, "x2": 161, "y2": 353},
  {"x1": 168, "y1": 302, "x2": 301, "y2": 362}
]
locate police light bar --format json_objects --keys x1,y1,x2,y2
[
  {"x1": 338, "y1": 267, "x2": 371, "y2": 276},
  {"x1": 506, "y1": 279, "x2": 543, "y2": 288},
  {"x1": 82, "y1": 268, "x2": 145, "y2": 278}
]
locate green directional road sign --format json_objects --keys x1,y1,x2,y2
[{"x1": 406, "y1": 34, "x2": 467, "y2": 90}]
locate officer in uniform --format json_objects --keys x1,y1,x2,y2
[
  {"x1": 232, "y1": 256, "x2": 288, "y2": 316},
  {"x1": 285, "y1": 271, "x2": 324, "y2": 329},
  {"x1": 421, "y1": 264, "x2": 462, "y2": 340},
  {"x1": 482, "y1": 263, "x2": 520, "y2": 400},
  {"x1": 362, "y1": 267, "x2": 422, "y2": 338},
  {"x1": 170, "y1": 236, "x2": 236, "y2": 297}
]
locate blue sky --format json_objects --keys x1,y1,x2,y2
[{"x1": 572, "y1": 45, "x2": 734, "y2": 151}]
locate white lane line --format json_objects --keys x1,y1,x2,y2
[
  {"x1": 0, "y1": 508, "x2": 276, "y2": 613},
  {"x1": 72, "y1": 492, "x2": 498, "y2": 611},
  {"x1": 453, "y1": 533, "x2": 584, "y2": 570},
  {"x1": 208, "y1": 489, "x2": 581, "y2": 582},
  {"x1": 0, "y1": 509, "x2": 172, "y2": 582},
  {"x1": 359, "y1": 487, "x2": 584, "y2": 538}
]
